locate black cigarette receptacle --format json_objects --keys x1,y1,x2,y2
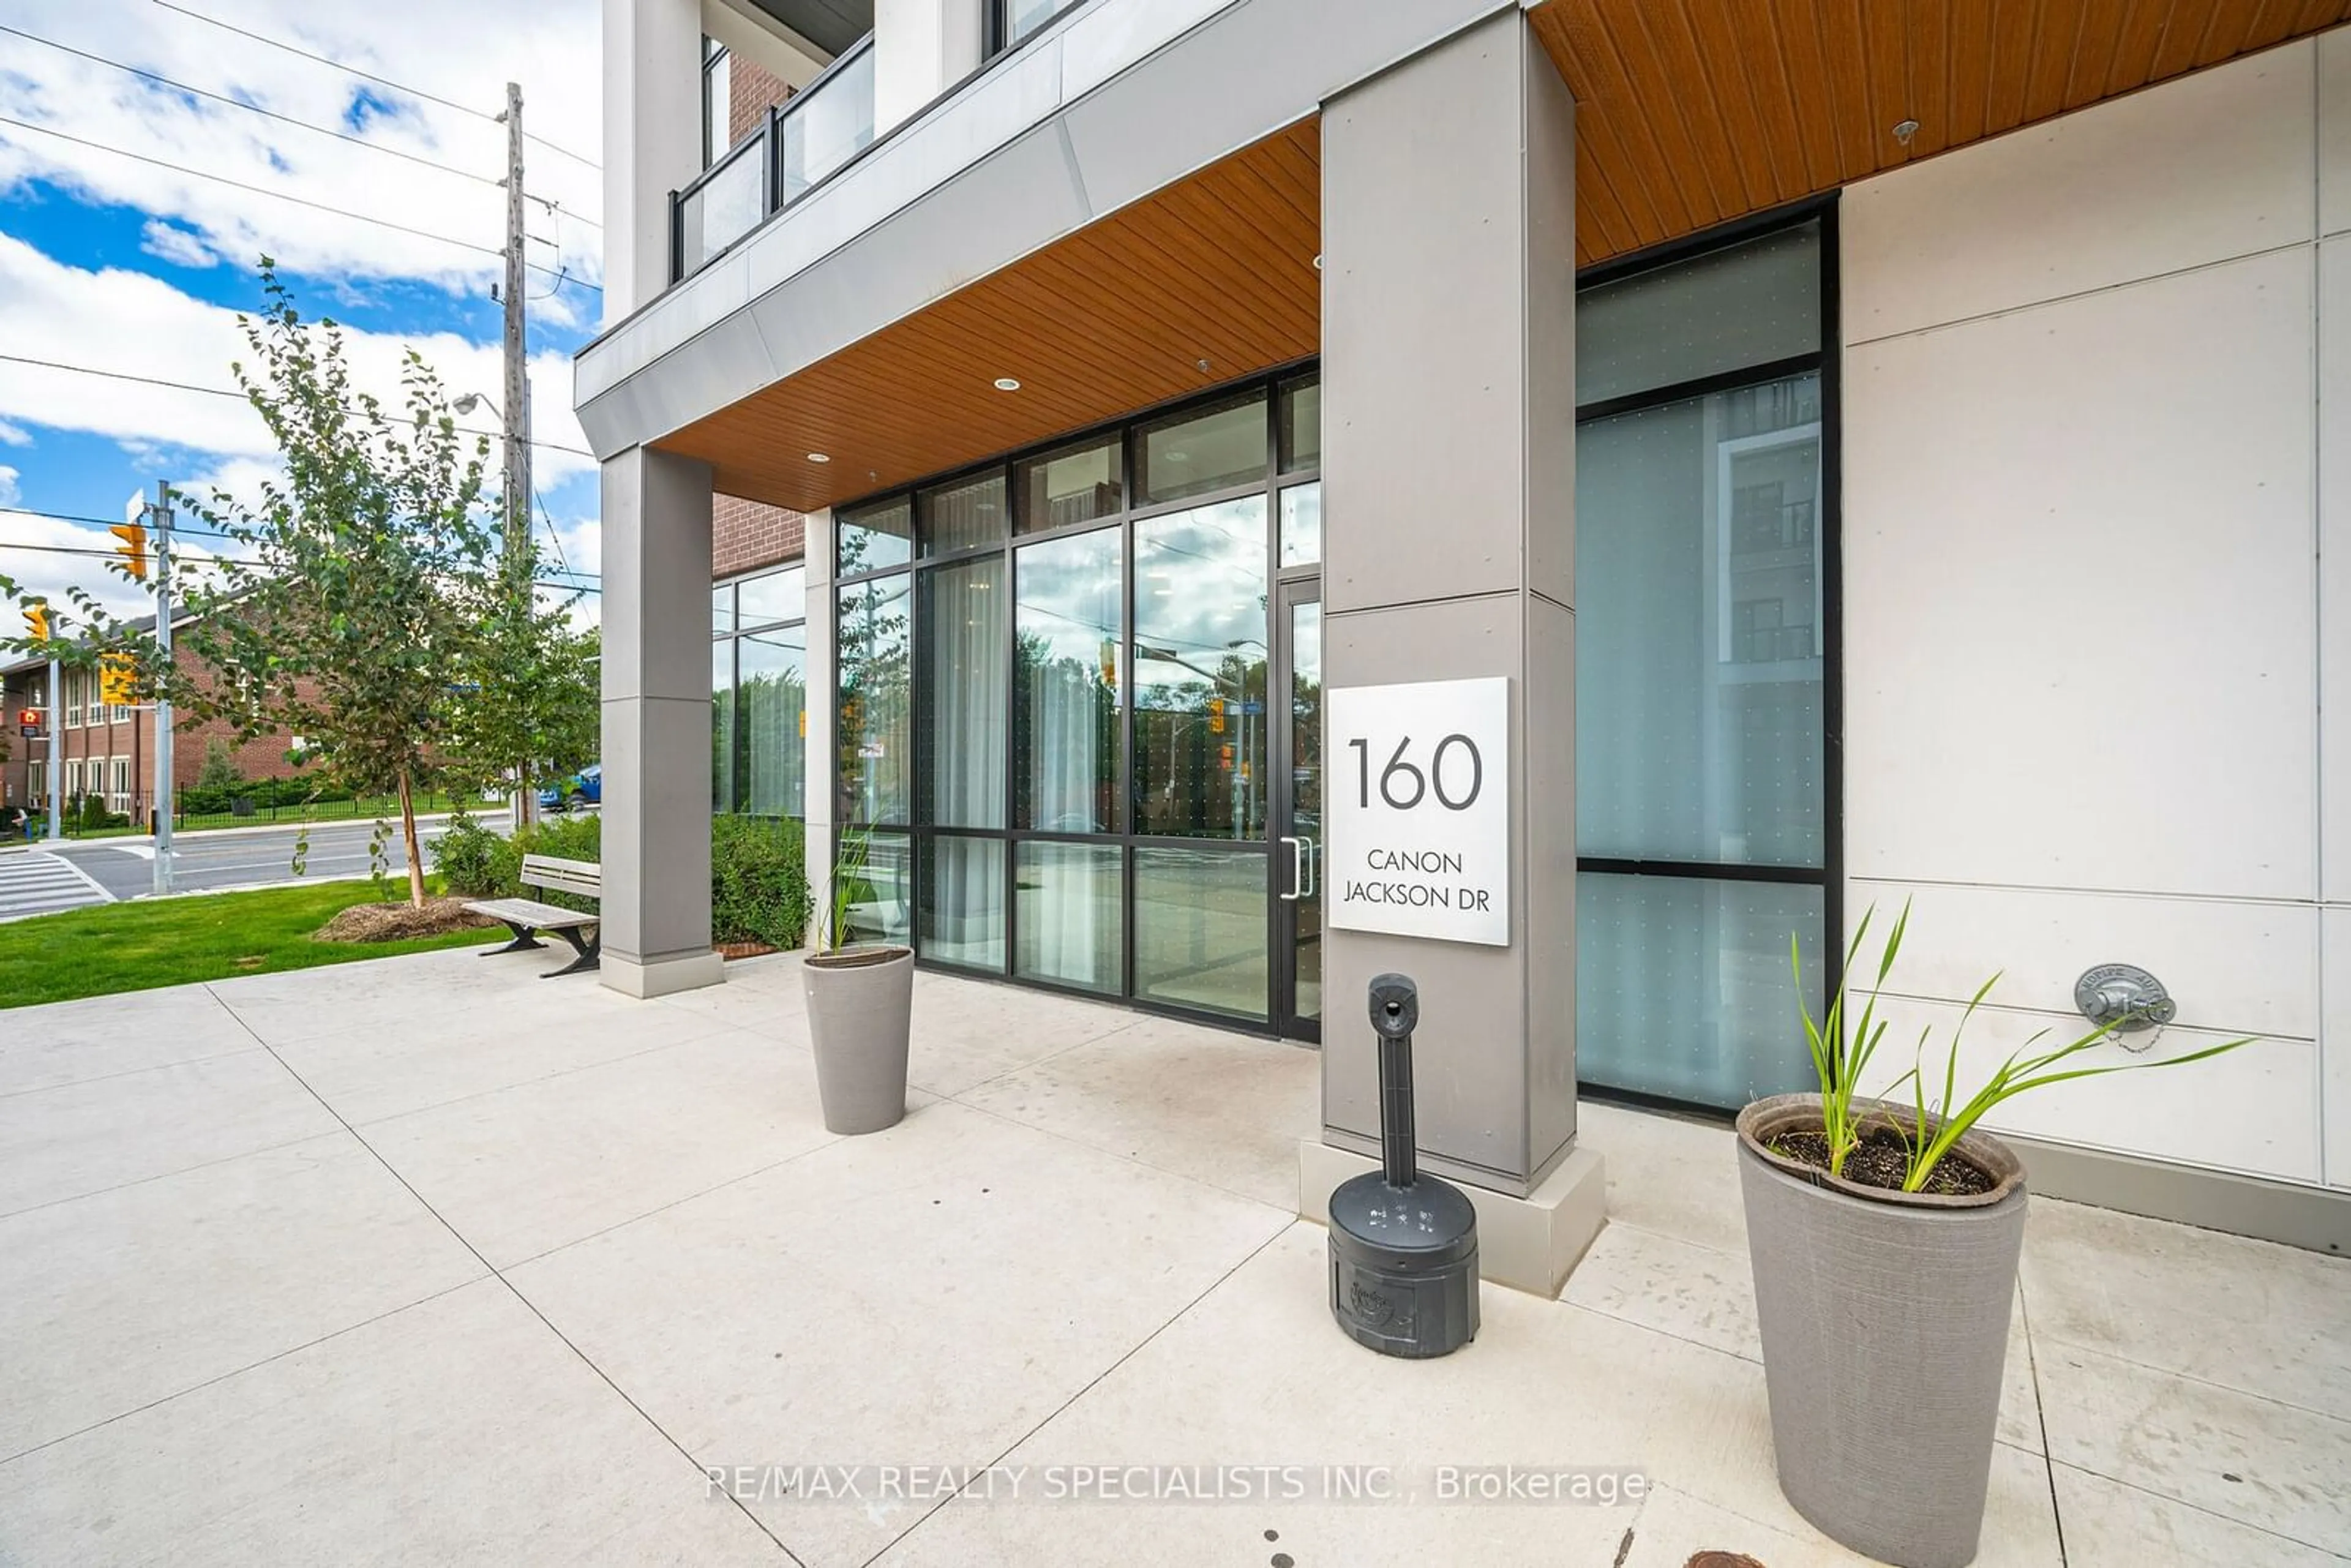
[{"x1": 1326, "y1": 973, "x2": 1480, "y2": 1357}]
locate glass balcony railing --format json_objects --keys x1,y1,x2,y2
[{"x1": 670, "y1": 34, "x2": 877, "y2": 283}]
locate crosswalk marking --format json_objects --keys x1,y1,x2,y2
[{"x1": 0, "y1": 850, "x2": 114, "y2": 921}]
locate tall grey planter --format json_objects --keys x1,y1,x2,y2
[
  {"x1": 1736, "y1": 1094, "x2": 2027, "y2": 1568},
  {"x1": 803, "y1": 947, "x2": 913, "y2": 1136}
]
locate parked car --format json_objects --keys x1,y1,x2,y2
[{"x1": 538, "y1": 765, "x2": 601, "y2": 812}]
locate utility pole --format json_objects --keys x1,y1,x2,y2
[
  {"x1": 500, "y1": 79, "x2": 538, "y2": 834},
  {"x1": 151, "y1": 481, "x2": 174, "y2": 896},
  {"x1": 43, "y1": 652, "x2": 61, "y2": 842}
]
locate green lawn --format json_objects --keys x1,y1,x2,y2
[{"x1": 0, "y1": 879, "x2": 492, "y2": 1008}]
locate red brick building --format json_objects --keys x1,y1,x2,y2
[{"x1": 1, "y1": 612, "x2": 307, "y2": 824}]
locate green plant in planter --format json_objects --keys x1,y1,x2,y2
[
  {"x1": 815, "y1": 828, "x2": 897, "y2": 955},
  {"x1": 1795, "y1": 898, "x2": 2253, "y2": 1192}
]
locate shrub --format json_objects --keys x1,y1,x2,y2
[
  {"x1": 430, "y1": 812, "x2": 521, "y2": 898},
  {"x1": 195, "y1": 737, "x2": 240, "y2": 792},
  {"x1": 515, "y1": 812, "x2": 602, "y2": 914},
  {"x1": 712, "y1": 814, "x2": 811, "y2": 949}
]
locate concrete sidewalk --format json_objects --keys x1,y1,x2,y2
[{"x1": 0, "y1": 948, "x2": 2343, "y2": 1565}]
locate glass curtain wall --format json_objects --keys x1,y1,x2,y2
[
  {"x1": 1572, "y1": 216, "x2": 1835, "y2": 1109},
  {"x1": 713, "y1": 563, "x2": 808, "y2": 820},
  {"x1": 833, "y1": 371, "x2": 1321, "y2": 1024}
]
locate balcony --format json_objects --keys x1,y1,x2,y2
[{"x1": 671, "y1": 34, "x2": 877, "y2": 283}]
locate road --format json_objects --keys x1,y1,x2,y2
[{"x1": 0, "y1": 815, "x2": 512, "y2": 920}]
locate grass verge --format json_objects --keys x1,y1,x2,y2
[{"x1": 0, "y1": 878, "x2": 494, "y2": 1008}]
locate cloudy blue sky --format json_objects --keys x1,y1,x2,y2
[{"x1": 0, "y1": 0, "x2": 606, "y2": 622}]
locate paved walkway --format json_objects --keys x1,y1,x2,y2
[{"x1": 0, "y1": 949, "x2": 2344, "y2": 1566}]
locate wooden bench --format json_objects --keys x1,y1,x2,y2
[{"x1": 465, "y1": 855, "x2": 602, "y2": 978}]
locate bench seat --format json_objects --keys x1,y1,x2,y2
[{"x1": 465, "y1": 853, "x2": 603, "y2": 977}]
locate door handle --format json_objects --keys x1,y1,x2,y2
[
  {"x1": 1301, "y1": 836, "x2": 1315, "y2": 899},
  {"x1": 1278, "y1": 836, "x2": 1302, "y2": 901}
]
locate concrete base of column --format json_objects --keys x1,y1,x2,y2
[
  {"x1": 1297, "y1": 1138, "x2": 1607, "y2": 1299},
  {"x1": 600, "y1": 950, "x2": 726, "y2": 999}
]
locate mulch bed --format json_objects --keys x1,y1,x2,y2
[{"x1": 315, "y1": 898, "x2": 499, "y2": 944}]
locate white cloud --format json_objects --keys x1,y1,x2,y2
[
  {"x1": 0, "y1": 234, "x2": 597, "y2": 490},
  {"x1": 139, "y1": 218, "x2": 219, "y2": 268},
  {"x1": 0, "y1": 513, "x2": 149, "y2": 620},
  {"x1": 0, "y1": 465, "x2": 19, "y2": 506},
  {"x1": 0, "y1": 0, "x2": 604, "y2": 301},
  {"x1": 0, "y1": 420, "x2": 29, "y2": 446}
]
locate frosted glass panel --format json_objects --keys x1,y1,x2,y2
[
  {"x1": 1015, "y1": 841, "x2": 1122, "y2": 993},
  {"x1": 1576, "y1": 375, "x2": 1824, "y2": 868},
  {"x1": 1578, "y1": 223, "x2": 1821, "y2": 407},
  {"x1": 1577, "y1": 874, "x2": 1824, "y2": 1108},
  {"x1": 920, "y1": 835, "x2": 1004, "y2": 970}
]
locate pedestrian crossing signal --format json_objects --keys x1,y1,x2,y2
[{"x1": 100, "y1": 653, "x2": 137, "y2": 707}]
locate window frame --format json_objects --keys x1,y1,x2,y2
[
  {"x1": 711, "y1": 560, "x2": 810, "y2": 822},
  {"x1": 830, "y1": 361, "x2": 1321, "y2": 1030}
]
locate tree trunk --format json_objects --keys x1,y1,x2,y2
[{"x1": 395, "y1": 767, "x2": 426, "y2": 907}]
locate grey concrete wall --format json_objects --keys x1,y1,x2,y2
[
  {"x1": 1320, "y1": 10, "x2": 1576, "y2": 1198},
  {"x1": 601, "y1": 446, "x2": 724, "y2": 993}
]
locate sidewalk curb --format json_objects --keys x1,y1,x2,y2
[{"x1": 39, "y1": 811, "x2": 473, "y2": 849}]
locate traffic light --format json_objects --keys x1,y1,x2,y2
[
  {"x1": 110, "y1": 521, "x2": 149, "y2": 582},
  {"x1": 100, "y1": 653, "x2": 137, "y2": 707},
  {"x1": 1208, "y1": 696, "x2": 1226, "y2": 734},
  {"x1": 23, "y1": 604, "x2": 50, "y2": 642}
]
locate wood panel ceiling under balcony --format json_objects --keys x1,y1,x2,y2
[
  {"x1": 658, "y1": 120, "x2": 1320, "y2": 516},
  {"x1": 1532, "y1": 0, "x2": 2351, "y2": 268}
]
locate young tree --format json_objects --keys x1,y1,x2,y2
[
  {"x1": 3, "y1": 264, "x2": 498, "y2": 906},
  {"x1": 441, "y1": 554, "x2": 600, "y2": 824}
]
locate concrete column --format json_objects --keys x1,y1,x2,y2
[
  {"x1": 874, "y1": 0, "x2": 984, "y2": 134},
  {"x1": 601, "y1": 446, "x2": 725, "y2": 997},
  {"x1": 603, "y1": 0, "x2": 703, "y2": 325},
  {"x1": 1318, "y1": 12, "x2": 1580, "y2": 1202}
]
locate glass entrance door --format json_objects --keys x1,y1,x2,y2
[{"x1": 1273, "y1": 582, "x2": 1322, "y2": 1040}]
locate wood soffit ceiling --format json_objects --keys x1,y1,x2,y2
[
  {"x1": 1533, "y1": 0, "x2": 2351, "y2": 268},
  {"x1": 659, "y1": 121, "x2": 1319, "y2": 516},
  {"x1": 668, "y1": 4, "x2": 2345, "y2": 512}
]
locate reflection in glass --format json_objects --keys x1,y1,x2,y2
[
  {"x1": 738, "y1": 566, "x2": 804, "y2": 626},
  {"x1": 711, "y1": 640, "x2": 736, "y2": 814},
  {"x1": 779, "y1": 42, "x2": 875, "y2": 204},
  {"x1": 1014, "y1": 841, "x2": 1121, "y2": 992},
  {"x1": 1576, "y1": 873, "x2": 1823, "y2": 1108},
  {"x1": 837, "y1": 574, "x2": 910, "y2": 824},
  {"x1": 920, "y1": 835, "x2": 1005, "y2": 970},
  {"x1": 1014, "y1": 527, "x2": 1120, "y2": 832},
  {"x1": 842, "y1": 830, "x2": 912, "y2": 946},
  {"x1": 1133, "y1": 497, "x2": 1267, "y2": 839},
  {"x1": 838, "y1": 497, "x2": 911, "y2": 576},
  {"x1": 1134, "y1": 847, "x2": 1268, "y2": 1019},
  {"x1": 1278, "y1": 375, "x2": 1320, "y2": 473},
  {"x1": 678, "y1": 138, "x2": 763, "y2": 273},
  {"x1": 1136, "y1": 391, "x2": 1267, "y2": 505},
  {"x1": 1288, "y1": 596, "x2": 1321, "y2": 1024},
  {"x1": 1577, "y1": 374, "x2": 1823, "y2": 868},
  {"x1": 713, "y1": 583, "x2": 735, "y2": 634},
  {"x1": 1278, "y1": 482, "x2": 1321, "y2": 568},
  {"x1": 999, "y1": 0, "x2": 1064, "y2": 48},
  {"x1": 919, "y1": 556, "x2": 1006, "y2": 828},
  {"x1": 921, "y1": 471, "x2": 1008, "y2": 558},
  {"x1": 1577, "y1": 222, "x2": 1821, "y2": 407},
  {"x1": 739, "y1": 626, "x2": 806, "y2": 817},
  {"x1": 1015, "y1": 436, "x2": 1123, "y2": 533}
]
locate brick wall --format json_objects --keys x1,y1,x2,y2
[
  {"x1": 714, "y1": 493, "x2": 806, "y2": 579},
  {"x1": 728, "y1": 54, "x2": 796, "y2": 146}
]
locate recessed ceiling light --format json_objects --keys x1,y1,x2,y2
[
  {"x1": 994, "y1": 377, "x2": 1021, "y2": 392},
  {"x1": 1312, "y1": 253, "x2": 1323, "y2": 271},
  {"x1": 806, "y1": 451, "x2": 831, "y2": 463}
]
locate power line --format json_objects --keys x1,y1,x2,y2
[
  {"x1": 0, "y1": 23, "x2": 598, "y2": 225},
  {"x1": 0, "y1": 533, "x2": 599, "y2": 598},
  {"x1": 2, "y1": 505, "x2": 601, "y2": 580},
  {"x1": 0, "y1": 354, "x2": 599, "y2": 460},
  {"x1": 149, "y1": 0, "x2": 602, "y2": 172},
  {"x1": 0, "y1": 114, "x2": 601, "y2": 294}
]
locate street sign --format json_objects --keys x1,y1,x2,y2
[
  {"x1": 18, "y1": 725, "x2": 43, "y2": 740},
  {"x1": 1325, "y1": 675, "x2": 1510, "y2": 947}
]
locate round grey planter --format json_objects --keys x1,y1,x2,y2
[
  {"x1": 1735, "y1": 1093, "x2": 2027, "y2": 1568},
  {"x1": 803, "y1": 946, "x2": 913, "y2": 1136}
]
